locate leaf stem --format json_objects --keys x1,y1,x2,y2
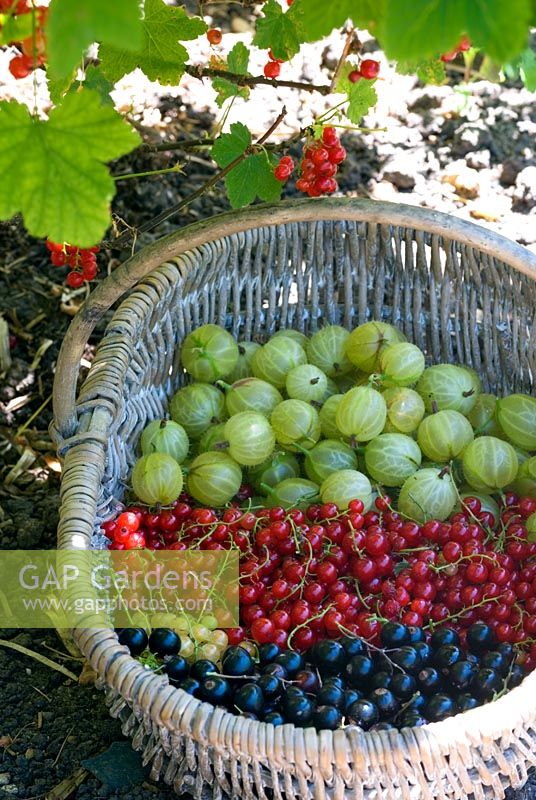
[{"x1": 112, "y1": 165, "x2": 184, "y2": 181}]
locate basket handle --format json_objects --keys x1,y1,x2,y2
[{"x1": 52, "y1": 198, "x2": 536, "y2": 439}]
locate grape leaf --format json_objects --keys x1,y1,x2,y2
[
  {"x1": 213, "y1": 43, "x2": 250, "y2": 107},
  {"x1": 253, "y1": 0, "x2": 303, "y2": 61},
  {"x1": 380, "y1": 0, "x2": 531, "y2": 63},
  {"x1": 346, "y1": 79, "x2": 377, "y2": 124},
  {"x1": 291, "y1": 0, "x2": 382, "y2": 42},
  {"x1": 47, "y1": 0, "x2": 143, "y2": 79},
  {"x1": 397, "y1": 58, "x2": 446, "y2": 85},
  {"x1": 0, "y1": 91, "x2": 140, "y2": 246},
  {"x1": 211, "y1": 122, "x2": 282, "y2": 208},
  {"x1": 99, "y1": 0, "x2": 207, "y2": 85}
]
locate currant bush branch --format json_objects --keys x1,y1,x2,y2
[
  {"x1": 108, "y1": 107, "x2": 288, "y2": 249},
  {"x1": 184, "y1": 64, "x2": 333, "y2": 95}
]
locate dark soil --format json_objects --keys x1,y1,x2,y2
[{"x1": 1, "y1": 59, "x2": 535, "y2": 800}]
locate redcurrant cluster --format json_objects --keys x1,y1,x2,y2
[
  {"x1": 104, "y1": 491, "x2": 536, "y2": 669},
  {"x1": 263, "y1": 49, "x2": 284, "y2": 79},
  {"x1": 273, "y1": 155, "x2": 295, "y2": 182},
  {"x1": 294, "y1": 127, "x2": 346, "y2": 197},
  {"x1": 3, "y1": 1, "x2": 48, "y2": 80},
  {"x1": 441, "y1": 35, "x2": 471, "y2": 63},
  {"x1": 45, "y1": 240, "x2": 99, "y2": 288},
  {"x1": 348, "y1": 58, "x2": 380, "y2": 83}
]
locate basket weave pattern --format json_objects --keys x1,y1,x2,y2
[{"x1": 53, "y1": 200, "x2": 536, "y2": 800}]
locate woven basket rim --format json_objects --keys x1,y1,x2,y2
[{"x1": 54, "y1": 199, "x2": 536, "y2": 787}]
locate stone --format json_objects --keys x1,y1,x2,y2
[
  {"x1": 500, "y1": 158, "x2": 522, "y2": 186},
  {"x1": 442, "y1": 163, "x2": 480, "y2": 199},
  {"x1": 382, "y1": 154, "x2": 417, "y2": 189},
  {"x1": 513, "y1": 166, "x2": 536, "y2": 210},
  {"x1": 465, "y1": 150, "x2": 490, "y2": 170}
]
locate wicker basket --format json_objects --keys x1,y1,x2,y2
[{"x1": 52, "y1": 198, "x2": 536, "y2": 800}]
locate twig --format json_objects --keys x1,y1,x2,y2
[
  {"x1": 0, "y1": 639, "x2": 78, "y2": 681},
  {"x1": 52, "y1": 726, "x2": 74, "y2": 768},
  {"x1": 184, "y1": 64, "x2": 332, "y2": 95},
  {"x1": 110, "y1": 107, "x2": 287, "y2": 248},
  {"x1": 330, "y1": 26, "x2": 356, "y2": 92}
]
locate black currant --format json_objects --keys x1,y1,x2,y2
[
  {"x1": 390, "y1": 673, "x2": 417, "y2": 701},
  {"x1": 258, "y1": 643, "x2": 281, "y2": 665},
  {"x1": 416, "y1": 667, "x2": 442, "y2": 695},
  {"x1": 380, "y1": 621, "x2": 410, "y2": 648},
  {"x1": 163, "y1": 655, "x2": 189, "y2": 683},
  {"x1": 369, "y1": 688, "x2": 399, "y2": 718},
  {"x1": 430, "y1": 628, "x2": 460, "y2": 649},
  {"x1": 274, "y1": 650, "x2": 304, "y2": 677},
  {"x1": 311, "y1": 640, "x2": 347, "y2": 676},
  {"x1": 148, "y1": 628, "x2": 181, "y2": 657},
  {"x1": 200, "y1": 676, "x2": 232, "y2": 705},
  {"x1": 234, "y1": 683, "x2": 265, "y2": 715},
  {"x1": 222, "y1": 646, "x2": 255, "y2": 677},
  {"x1": 424, "y1": 693, "x2": 456, "y2": 722},
  {"x1": 191, "y1": 659, "x2": 218, "y2": 681},
  {"x1": 312, "y1": 705, "x2": 342, "y2": 730},
  {"x1": 346, "y1": 699, "x2": 380, "y2": 730},
  {"x1": 345, "y1": 655, "x2": 374, "y2": 687},
  {"x1": 118, "y1": 628, "x2": 148, "y2": 656},
  {"x1": 466, "y1": 622, "x2": 496, "y2": 654}
]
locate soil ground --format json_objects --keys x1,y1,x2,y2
[{"x1": 0, "y1": 23, "x2": 535, "y2": 800}]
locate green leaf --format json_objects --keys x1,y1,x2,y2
[
  {"x1": 519, "y1": 48, "x2": 536, "y2": 91},
  {"x1": 397, "y1": 58, "x2": 446, "y2": 85},
  {"x1": 212, "y1": 42, "x2": 250, "y2": 107},
  {"x1": 48, "y1": 70, "x2": 77, "y2": 105},
  {"x1": 346, "y1": 79, "x2": 377, "y2": 124},
  {"x1": 380, "y1": 0, "x2": 531, "y2": 63},
  {"x1": 211, "y1": 122, "x2": 282, "y2": 208},
  {"x1": 291, "y1": 0, "x2": 382, "y2": 42},
  {"x1": 464, "y1": 0, "x2": 531, "y2": 63},
  {"x1": 212, "y1": 78, "x2": 249, "y2": 108},
  {"x1": 379, "y1": 0, "x2": 466, "y2": 61},
  {"x1": 253, "y1": 0, "x2": 303, "y2": 60},
  {"x1": 47, "y1": 0, "x2": 143, "y2": 79},
  {"x1": 0, "y1": 91, "x2": 140, "y2": 246},
  {"x1": 81, "y1": 65, "x2": 115, "y2": 105},
  {"x1": 227, "y1": 41, "x2": 249, "y2": 74},
  {"x1": 0, "y1": 12, "x2": 33, "y2": 45},
  {"x1": 99, "y1": 0, "x2": 207, "y2": 85},
  {"x1": 211, "y1": 122, "x2": 251, "y2": 167}
]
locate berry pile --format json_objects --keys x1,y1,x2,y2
[
  {"x1": 105, "y1": 493, "x2": 536, "y2": 666},
  {"x1": 293, "y1": 127, "x2": 346, "y2": 197},
  {"x1": 118, "y1": 622, "x2": 525, "y2": 730},
  {"x1": 263, "y1": 48, "x2": 284, "y2": 79},
  {"x1": 441, "y1": 35, "x2": 471, "y2": 63},
  {"x1": 349, "y1": 58, "x2": 380, "y2": 83},
  {"x1": 46, "y1": 240, "x2": 99, "y2": 288},
  {"x1": 3, "y1": 1, "x2": 48, "y2": 80}
]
